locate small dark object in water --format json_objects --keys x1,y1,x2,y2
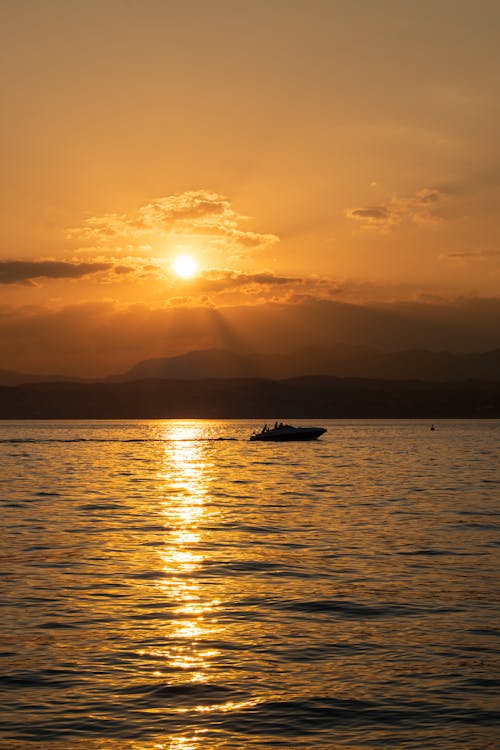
[{"x1": 250, "y1": 423, "x2": 326, "y2": 442}]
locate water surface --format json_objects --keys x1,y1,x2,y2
[{"x1": 1, "y1": 419, "x2": 499, "y2": 749}]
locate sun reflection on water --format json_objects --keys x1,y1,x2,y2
[
  {"x1": 134, "y1": 422, "x2": 260, "y2": 747},
  {"x1": 152, "y1": 733, "x2": 208, "y2": 750},
  {"x1": 154, "y1": 423, "x2": 220, "y2": 681}
]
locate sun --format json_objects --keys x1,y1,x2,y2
[{"x1": 172, "y1": 254, "x2": 198, "y2": 279}]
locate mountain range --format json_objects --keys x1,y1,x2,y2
[{"x1": 2, "y1": 344, "x2": 500, "y2": 386}]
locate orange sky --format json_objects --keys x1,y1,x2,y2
[{"x1": 1, "y1": 1, "x2": 500, "y2": 375}]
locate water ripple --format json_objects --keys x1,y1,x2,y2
[{"x1": 1, "y1": 418, "x2": 499, "y2": 750}]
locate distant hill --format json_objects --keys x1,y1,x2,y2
[
  {"x1": 0, "y1": 369, "x2": 79, "y2": 386},
  {"x1": 2, "y1": 345, "x2": 500, "y2": 386},
  {"x1": 110, "y1": 349, "x2": 256, "y2": 381},
  {"x1": 109, "y1": 345, "x2": 500, "y2": 383},
  {"x1": 1, "y1": 376, "x2": 499, "y2": 419}
]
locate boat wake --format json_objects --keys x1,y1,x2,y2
[{"x1": 0, "y1": 437, "x2": 238, "y2": 444}]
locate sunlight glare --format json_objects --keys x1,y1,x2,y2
[{"x1": 173, "y1": 254, "x2": 197, "y2": 279}]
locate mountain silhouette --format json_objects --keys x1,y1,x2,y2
[
  {"x1": 0, "y1": 369, "x2": 79, "y2": 386},
  {"x1": 2, "y1": 344, "x2": 500, "y2": 386},
  {"x1": 108, "y1": 345, "x2": 500, "y2": 383}
]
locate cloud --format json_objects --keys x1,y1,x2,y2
[
  {"x1": 348, "y1": 206, "x2": 390, "y2": 223},
  {"x1": 347, "y1": 187, "x2": 447, "y2": 230},
  {"x1": 160, "y1": 268, "x2": 341, "y2": 304},
  {"x1": 348, "y1": 166, "x2": 500, "y2": 232},
  {"x1": 194, "y1": 269, "x2": 302, "y2": 293},
  {"x1": 0, "y1": 255, "x2": 336, "y2": 300},
  {"x1": 69, "y1": 190, "x2": 279, "y2": 254},
  {"x1": 436, "y1": 165, "x2": 500, "y2": 197},
  {"x1": 0, "y1": 260, "x2": 113, "y2": 285},
  {"x1": 441, "y1": 249, "x2": 500, "y2": 263},
  {"x1": 439, "y1": 248, "x2": 500, "y2": 279}
]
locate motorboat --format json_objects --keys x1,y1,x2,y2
[{"x1": 249, "y1": 423, "x2": 327, "y2": 442}]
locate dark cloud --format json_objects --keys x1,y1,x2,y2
[
  {"x1": 415, "y1": 188, "x2": 441, "y2": 204},
  {"x1": 162, "y1": 269, "x2": 336, "y2": 304},
  {"x1": 0, "y1": 261, "x2": 112, "y2": 285},
  {"x1": 347, "y1": 187, "x2": 447, "y2": 229},
  {"x1": 442, "y1": 249, "x2": 500, "y2": 261},
  {"x1": 348, "y1": 207, "x2": 389, "y2": 221},
  {"x1": 194, "y1": 269, "x2": 302, "y2": 293}
]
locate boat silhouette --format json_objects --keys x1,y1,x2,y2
[{"x1": 250, "y1": 423, "x2": 327, "y2": 442}]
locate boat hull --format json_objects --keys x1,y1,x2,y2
[{"x1": 250, "y1": 427, "x2": 326, "y2": 442}]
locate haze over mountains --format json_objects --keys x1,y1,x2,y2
[
  {"x1": 2, "y1": 345, "x2": 500, "y2": 386},
  {"x1": 113, "y1": 346, "x2": 500, "y2": 383}
]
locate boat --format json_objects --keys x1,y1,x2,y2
[{"x1": 249, "y1": 423, "x2": 327, "y2": 442}]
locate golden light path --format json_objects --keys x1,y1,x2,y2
[
  {"x1": 145, "y1": 421, "x2": 260, "y2": 749},
  {"x1": 156, "y1": 424, "x2": 215, "y2": 683}
]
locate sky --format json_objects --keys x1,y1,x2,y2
[{"x1": 1, "y1": 0, "x2": 500, "y2": 376}]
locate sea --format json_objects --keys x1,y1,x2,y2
[{"x1": 1, "y1": 419, "x2": 499, "y2": 750}]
